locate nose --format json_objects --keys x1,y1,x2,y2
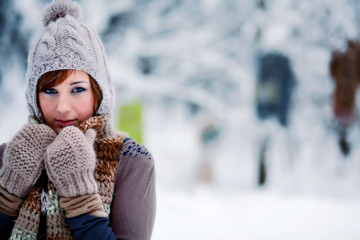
[{"x1": 56, "y1": 93, "x2": 71, "y2": 114}]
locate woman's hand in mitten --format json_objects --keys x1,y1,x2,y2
[
  {"x1": 45, "y1": 126, "x2": 98, "y2": 198},
  {"x1": 0, "y1": 124, "x2": 56, "y2": 198}
]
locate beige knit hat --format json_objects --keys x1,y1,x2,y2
[{"x1": 26, "y1": 0, "x2": 114, "y2": 122}]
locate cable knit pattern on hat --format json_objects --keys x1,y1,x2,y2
[
  {"x1": 26, "y1": 0, "x2": 114, "y2": 122},
  {"x1": 45, "y1": 126, "x2": 98, "y2": 198},
  {"x1": 0, "y1": 124, "x2": 56, "y2": 198}
]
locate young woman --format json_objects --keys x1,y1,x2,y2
[{"x1": 0, "y1": 1, "x2": 156, "y2": 239}]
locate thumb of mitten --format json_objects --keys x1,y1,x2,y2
[{"x1": 85, "y1": 129, "x2": 96, "y2": 145}]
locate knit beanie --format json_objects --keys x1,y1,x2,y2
[{"x1": 25, "y1": 0, "x2": 114, "y2": 122}]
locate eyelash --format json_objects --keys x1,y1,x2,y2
[
  {"x1": 44, "y1": 87, "x2": 86, "y2": 94},
  {"x1": 72, "y1": 87, "x2": 86, "y2": 93},
  {"x1": 44, "y1": 88, "x2": 57, "y2": 94}
]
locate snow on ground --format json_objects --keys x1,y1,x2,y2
[
  {"x1": 145, "y1": 104, "x2": 360, "y2": 240},
  {"x1": 1, "y1": 1, "x2": 360, "y2": 239},
  {"x1": 152, "y1": 186, "x2": 360, "y2": 240}
]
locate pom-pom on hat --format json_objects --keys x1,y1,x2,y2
[
  {"x1": 42, "y1": 0, "x2": 82, "y2": 26},
  {"x1": 26, "y1": 0, "x2": 114, "y2": 122}
]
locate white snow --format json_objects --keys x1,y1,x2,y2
[
  {"x1": 1, "y1": 0, "x2": 360, "y2": 239},
  {"x1": 153, "y1": 186, "x2": 360, "y2": 240}
]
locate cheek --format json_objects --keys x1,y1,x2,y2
[
  {"x1": 75, "y1": 94, "x2": 95, "y2": 120},
  {"x1": 38, "y1": 94, "x2": 54, "y2": 122}
]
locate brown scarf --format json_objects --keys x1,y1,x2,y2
[{"x1": 10, "y1": 115, "x2": 126, "y2": 239}]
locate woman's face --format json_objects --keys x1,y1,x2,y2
[{"x1": 38, "y1": 70, "x2": 95, "y2": 134}]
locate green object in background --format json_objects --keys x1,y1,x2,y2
[{"x1": 117, "y1": 101, "x2": 143, "y2": 144}]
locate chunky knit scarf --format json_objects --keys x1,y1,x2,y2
[{"x1": 10, "y1": 115, "x2": 126, "y2": 239}]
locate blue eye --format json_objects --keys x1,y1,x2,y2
[
  {"x1": 44, "y1": 88, "x2": 57, "y2": 94},
  {"x1": 72, "y1": 87, "x2": 86, "y2": 93}
]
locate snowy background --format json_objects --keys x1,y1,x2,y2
[{"x1": 1, "y1": 0, "x2": 360, "y2": 239}]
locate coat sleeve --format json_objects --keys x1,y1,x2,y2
[
  {"x1": 110, "y1": 139, "x2": 156, "y2": 240},
  {"x1": 66, "y1": 214, "x2": 116, "y2": 240},
  {"x1": 0, "y1": 212, "x2": 16, "y2": 238},
  {"x1": 0, "y1": 143, "x2": 16, "y2": 239}
]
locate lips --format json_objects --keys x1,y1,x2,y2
[{"x1": 56, "y1": 119, "x2": 76, "y2": 128}]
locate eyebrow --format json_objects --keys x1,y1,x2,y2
[{"x1": 70, "y1": 81, "x2": 88, "y2": 86}]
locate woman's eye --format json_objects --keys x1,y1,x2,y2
[
  {"x1": 44, "y1": 88, "x2": 57, "y2": 94},
  {"x1": 72, "y1": 87, "x2": 86, "y2": 93}
]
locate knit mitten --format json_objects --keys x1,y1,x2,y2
[
  {"x1": 45, "y1": 126, "x2": 98, "y2": 198},
  {"x1": 0, "y1": 124, "x2": 56, "y2": 198}
]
